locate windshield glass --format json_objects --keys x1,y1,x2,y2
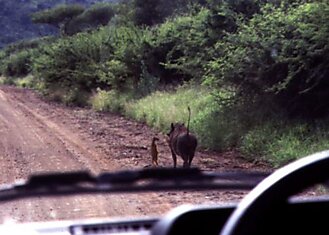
[
  {"x1": 0, "y1": 0, "x2": 328, "y2": 224},
  {"x1": 0, "y1": 84, "x2": 268, "y2": 223}
]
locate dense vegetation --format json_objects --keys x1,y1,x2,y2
[{"x1": 1, "y1": 0, "x2": 329, "y2": 167}]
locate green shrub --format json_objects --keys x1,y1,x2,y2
[
  {"x1": 31, "y1": 4, "x2": 85, "y2": 36},
  {"x1": 132, "y1": 0, "x2": 192, "y2": 26},
  {"x1": 193, "y1": 105, "x2": 248, "y2": 151},
  {"x1": 40, "y1": 85, "x2": 90, "y2": 106},
  {"x1": 91, "y1": 89, "x2": 132, "y2": 113},
  {"x1": 2, "y1": 50, "x2": 32, "y2": 77},
  {"x1": 97, "y1": 59, "x2": 129, "y2": 91},
  {"x1": 15, "y1": 75, "x2": 35, "y2": 88},
  {"x1": 101, "y1": 25, "x2": 152, "y2": 90},
  {"x1": 147, "y1": 8, "x2": 214, "y2": 83},
  {"x1": 0, "y1": 76, "x2": 15, "y2": 85},
  {"x1": 67, "y1": 3, "x2": 115, "y2": 35},
  {"x1": 204, "y1": 2, "x2": 329, "y2": 118},
  {"x1": 241, "y1": 120, "x2": 329, "y2": 167},
  {"x1": 32, "y1": 24, "x2": 152, "y2": 97},
  {"x1": 2, "y1": 37, "x2": 56, "y2": 55},
  {"x1": 136, "y1": 61, "x2": 160, "y2": 97},
  {"x1": 32, "y1": 30, "x2": 108, "y2": 93}
]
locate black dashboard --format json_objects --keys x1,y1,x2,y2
[{"x1": 1, "y1": 197, "x2": 328, "y2": 235}]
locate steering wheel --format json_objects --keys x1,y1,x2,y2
[{"x1": 220, "y1": 150, "x2": 329, "y2": 235}]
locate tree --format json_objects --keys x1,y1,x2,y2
[
  {"x1": 132, "y1": 0, "x2": 192, "y2": 26},
  {"x1": 133, "y1": 0, "x2": 160, "y2": 26},
  {"x1": 84, "y1": 3, "x2": 115, "y2": 27},
  {"x1": 31, "y1": 4, "x2": 85, "y2": 36},
  {"x1": 204, "y1": 2, "x2": 329, "y2": 118},
  {"x1": 66, "y1": 3, "x2": 115, "y2": 35}
]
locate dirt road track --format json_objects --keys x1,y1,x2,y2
[{"x1": 0, "y1": 86, "x2": 269, "y2": 223}]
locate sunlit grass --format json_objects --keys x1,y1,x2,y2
[
  {"x1": 125, "y1": 86, "x2": 217, "y2": 133},
  {"x1": 15, "y1": 75, "x2": 34, "y2": 88},
  {"x1": 90, "y1": 89, "x2": 132, "y2": 113}
]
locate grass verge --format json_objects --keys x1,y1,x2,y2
[{"x1": 69, "y1": 85, "x2": 329, "y2": 167}]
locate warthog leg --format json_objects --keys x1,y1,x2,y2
[{"x1": 171, "y1": 149, "x2": 177, "y2": 168}]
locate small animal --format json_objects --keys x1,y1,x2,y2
[
  {"x1": 167, "y1": 107, "x2": 198, "y2": 168},
  {"x1": 151, "y1": 137, "x2": 160, "y2": 166}
]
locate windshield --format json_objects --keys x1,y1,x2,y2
[{"x1": 0, "y1": 0, "x2": 328, "y2": 225}]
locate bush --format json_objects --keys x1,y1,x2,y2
[
  {"x1": 40, "y1": 84, "x2": 90, "y2": 106},
  {"x1": 1, "y1": 50, "x2": 32, "y2": 77},
  {"x1": 204, "y1": 2, "x2": 329, "y2": 118},
  {"x1": 32, "y1": 30, "x2": 109, "y2": 93},
  {"x1": 0, "y1": 76, "x2": 15, "y2": 85},
  {"x1": 136, "y1": 61, "x2": 160, "y2": 97},
  {"x1": 193, "y1": 104, "x2": 248, "y2": 151},
  {"x1": 62, "y1": 86, "x2": 90, "y2": 107},
  {"x1": 2, "y1": 37, "x2": 56, "y2": 55},
  {"x1": 241, "y1": 120, "x2": 329, "y2": 167},
  {"x1": 32, "y1": 24, "x2": 154, "y2": 96},
  {"x1": 91, "y1": 89, "x2": 132, "y2": 113},
  {"x1": 100, "y1": 25, "x2": 152, "y2": 91},
  {"x1": 15, "y1": 75, "x2": 35, "y2": 88},
  {"x1": 31, "y1": 4, "x2": 85, "y2": 36},
  {"x1": 147, "y1": 8, "x2": 215, "y2": 84},
  {"x1": 67, "y1": 3, "x2": 115, "y2": 35},
  {"x1": 132, "y1": 0, "x2": 191, "y2": 26},
  {"x1": 0, "y1": 37, "x2": 56, "y2": 78}
]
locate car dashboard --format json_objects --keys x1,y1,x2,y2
[
  {"x1": 1, "y1": 150, "x2": 329, "y2": 235},
  {"x1": 0, "y1": 204, "x2": 235, "y2": 235},
  {"x1": 1, "y1": 197, "x2": 329, "y2": 235}
]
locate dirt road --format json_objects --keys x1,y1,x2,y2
[{"x1": 0, "y1": 86, "x2": 268, "y2": 223}]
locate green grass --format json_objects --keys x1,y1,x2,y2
[
  {"x1": 90, "y1": 89, "x2": 132, "y2": 113},
  {"x1": 0, "y1": 75, "x2": 36, "y2": 88},
  {"x1": 241, "y1": 120, "x2": 329, "y2": 167},
  {"x1": 15, "y1": 75, "x2": 35, "y2": 88},
  {"x1": 125, "y1": 87, "x2": 213, "y2": 132},
  {"x1": 0, "y1": 76, "x2": 15, "y2": 85}
]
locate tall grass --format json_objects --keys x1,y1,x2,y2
[
  {"x1": 241, "y1": 120, "x2": 329, "y2": 167},
  {"x1": 90, "y1": 89, "x2": 132, "y2": 113},
  {"x1": 125, "y1": 86, "x2": 212, "y2": 130}
]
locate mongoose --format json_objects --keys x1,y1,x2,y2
[{"x1": 151, "y1": 137, "x2": 160, "y2": 166}]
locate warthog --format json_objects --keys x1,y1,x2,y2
[{"x1": 167, "y1": 107, "x2": 198, "y2": 168}]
